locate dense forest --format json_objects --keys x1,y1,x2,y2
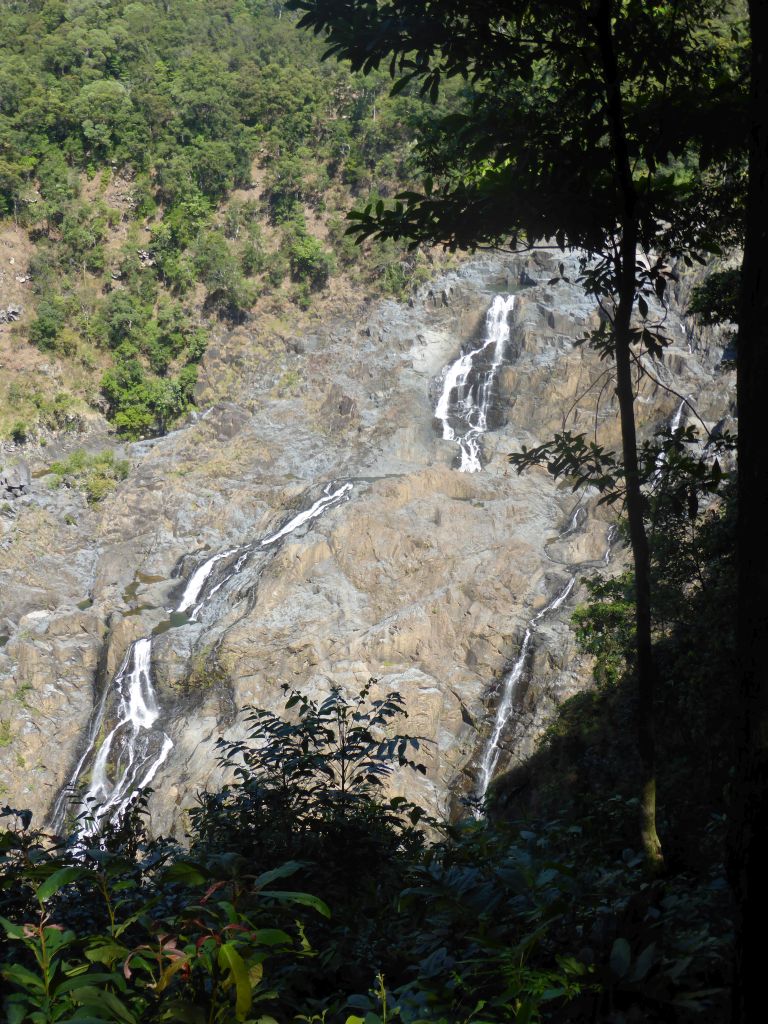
[
  {"x1": 0, "y1": 0, "x2": 454, "y2": 440},
  {"x1": 0, "y1": 0, "x2": 763, "y2": 1022}
]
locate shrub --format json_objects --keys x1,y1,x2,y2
[
  {"x1": 9, "y1": 421, "x2": 29, "y2": 444},
  {"x1": 287, "y1": 230, "x2": 335, "y2": 289},
  {"x1": 28, "y1": 296, "x2": 66, "y2": 351},
  {"x1": 49, "y1": 449, "x2": 129, "y2": 504}
]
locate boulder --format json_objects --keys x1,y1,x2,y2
[{"x1": 0, "y1": 460, "x2": 31, "y2": 497}]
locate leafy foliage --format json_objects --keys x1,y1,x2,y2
[
  {"x1": 48, "y1": 449, "x2": 130, "y2": 504},
  {"x1": 688, "y1": 268, "x2": 741, "y2": 326},
  {"x1": 0, "y1": 664, "x2": 737, "y2": 1021},
  {"x1": 2, "y1": 0, "x2": 459, "y2": 438}
]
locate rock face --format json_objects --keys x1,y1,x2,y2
[
  {"x1": 0, "y1": 251, "x2": 735, "y2": 833},
  {"x1": 0, "y1": 460, "x2": 30, "y2": 497}
]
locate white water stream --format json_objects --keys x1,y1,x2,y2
[
  {"x1": 476, "y1": 520, "x2": 619, "y2": 803},
  {"x1": 56, "y1": 482, "x2": 352, "y2": 835},
  {"x1": 651, "y1": 398, "x2": 687, "y2": 485},
  {"x1": 435, "y1": 294, "x2": 516, "y2": 472},
  {"x1": 476, "y1": 576, "x2": 576, "y2": 799}
]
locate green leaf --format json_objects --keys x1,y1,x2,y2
[
  {"x1": 253, "y1": 861, "x2": 304, "y2": 890},
  {"x1": 0, "y1": 915, "x2": 26, "y2": 939},
  {"x1": 252, "y1": 929, "x2": 292, "y2": 947},
  {"x1": 2, "y1": 962, "x2": 46, "y2": 992},
  {"x1": 155, "y1": 954, "x2": 192, "y2": 994},
  {"x1": 161, "y1": 861, "x2": 208, "y2": 886},
  {"x1": 347, "y1": 995, "x2": 374, "y2": 1010},
  {"x1": 69, "y1": 986, "x2": 137, "y2": 1023},
  {"x1": 37, "y1": 867, "x2": 87, "y2": 903},
  {"x1": 56, "y1": 973, "x2": 126, "y2": 997},
  {"x1": 4, "y1": 999, "x2": 26, "y2": 1024},
  {"x1": 261, "y1": 890, "x2": 331, "y2": 917},
  {"x1": 156, "y1": 1005, "x2": 206, "y2": 1024},
  {"x1": 218, "y1": 942, "x2": 252, "y2": 1021},
  {"x1": 85, "y1": 943, "x2": 130, "y2": 966},
  {"x1": 630, "y1": 942, "x2": 657, "y2": 982}
]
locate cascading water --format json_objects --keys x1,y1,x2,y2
[
  {"x1": 53, "y1": 482, "x2": 352, "y2": 835},
  {"x1": 83, "y1": 638, "x2": 172, "y2": 826},
  {"x1": 670, "y1": 399, "x2": 686, "y2": 434},
  {"x1": 652, "y1": 398, "x2": 687, "y2": 485},
  {"x1": 475, "y1": 519, "x2": 618, "y2": 804},
  {"x1": 435, "y1": 294, "x2": 516, "y2": 472},
  {"x1": 476, "y1": 575, "x2": 576, "y2": 800},
  {"x1": 562, "y1": 505, "x2": 587, "y2": 537},
  {"x1": 261, "y1": 482, "x2": 353, "y2": 546},
  {"x1": 177, "y1": 548, "x2": 239, "y2": 618}
]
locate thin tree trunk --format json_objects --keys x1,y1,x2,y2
[
  {"x1": 595, "y1": 0, "x2": 663, "y2": 872},
  {"x1": 731, "y1": 1, "x2": 768, "y2": 1017}
]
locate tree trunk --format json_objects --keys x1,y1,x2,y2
[
  {"x1": 731, "y1": 1, "x2": 768, "y2": 1017},
  {"x1": 614, "y1": 247, "x2": 663, "y2": 873},
  {"x1": 595, "y1": 0, "x2": 664, "y2": 872}
]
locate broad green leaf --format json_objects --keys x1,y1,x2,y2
[
  {"x1": 69, "y1": 985, "x2": 137, "y2": 1023},
  {"x1": 0, "y1": 915, "x2": 26, "y2": 939},
  {"x1": 218, "y1": 942, "x2": 252, "y2": 1021},
  {"x1": 253, "y1": 860, "x2": 304, "y2": 890},
  {"x1": 252, "y1": 929, "x2": 292, "y2": 946},
  {"x1": 59, "y1": 1017, "x2": 123, "y2": 1023},
  {"x1": 4, "y1": 998, "x2": 26, "y2": 1024},
  {"x1": 84, "y1": 943, "x2": 130, "y2": 966},
  {"x1": 37, "y1": 867, "x2": 87, "y2": 904},
  {"x1": 260, "y1": 890, "x2": 331, "y2": 917},
  {"x1": 56, "y1": 973, "x2": 126, "y2": 997},
  {"x1": 162, "y1": 861, "x2": 208, "y2": 886},
  {"x1": 630, "y1": 942, "x2": 657, "y2": 982},
  {"x1": 2, "y1": 962, "x2": 46, "y2": 991},
  {"x1": 347, "y1": 995, "x2": 374, "y2": 1010},
  {"x1": 155, "y1": 954, "x2": 191, "y2": 994},
  {"x1": 150, "y1": 1003, "x2": 205, "y2": 1024}
]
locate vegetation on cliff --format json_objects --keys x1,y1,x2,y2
[{"x1": 0, "y1": 0, "x2": 454, "y2": 440}]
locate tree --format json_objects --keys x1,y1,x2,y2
[
  {"x1": 288, "y1": 0, "x2": 746, "y2": 870},
  {"x1": 731, "y1": 2, "x2": 768, "y2": 1019}
]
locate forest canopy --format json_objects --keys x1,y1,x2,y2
[{"x1": 0, "y1": 0, "x2": 457, "y2": 439}]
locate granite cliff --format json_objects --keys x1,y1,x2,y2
[{"x1": 0, "y1": 250, "x2": 734, "y2": 833}]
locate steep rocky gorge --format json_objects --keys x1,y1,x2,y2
[{"x1": 0, "y1": 251, "x2": 735, "y2": 834}]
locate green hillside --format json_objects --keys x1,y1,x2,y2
[{"x1": 0, "y1": 0, "x2": 453, "y2": 439}]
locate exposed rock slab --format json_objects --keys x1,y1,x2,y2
[{"x1": 0, "y1": 251, "x2": 735, "y2": 831}]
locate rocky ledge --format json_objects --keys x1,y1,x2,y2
[{"x1": 0, "y1": 251, "x2": 735, "y2": 833}]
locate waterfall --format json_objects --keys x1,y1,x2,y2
[
  {"x1": 435, "y1": 294, "x2": 516, "y2": 472},
  {"x1": 261, "y1": 482, "x2": 353, "y2": 546},
  {"x1": 670, "y1": 399, "x2": 686, "y2": 434},
  {"x1": 652, "y1": 398, "x2": 687, "y2": 484},
  {"x1": 475, "y1": 520, "x2": 618, "y2": 803},
  {"x1": 562, "y1": 505, "x2": 586, "y2": 537},
  {"x1": 177, "y1": 548, "x2": 239, "y2": 616},
  {"x1": 53, "y1": 482, "x2": 352, "y2": 835},
  {"x1": 82, "y1": 638, "x2": 172, "y2": 827},
  {"x1": 476, "y1": 575, "x2": 575, "y2": 800}
]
